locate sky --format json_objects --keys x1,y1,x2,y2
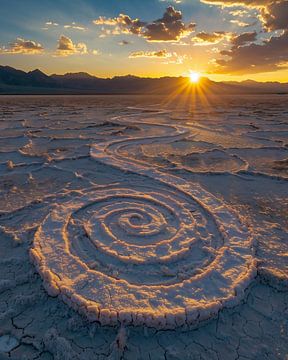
[{"x1": 0, "y1": 0, "x2": 288, "y2": 82}]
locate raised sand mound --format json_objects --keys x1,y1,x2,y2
[{"x1": 31, "y1": 123, "x2": 256, "y2": 329}]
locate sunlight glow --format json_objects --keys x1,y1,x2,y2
[{"x1": 189, "y1": 72, "x2": 201, "y2": 84}]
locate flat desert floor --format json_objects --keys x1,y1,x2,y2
[{"x1": 0, "y1": 95, "x2": 287, "y2": 360}]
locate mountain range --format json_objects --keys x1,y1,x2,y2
[{"x1": 0, "y1": 65, "x2": 288, "y2": 95}]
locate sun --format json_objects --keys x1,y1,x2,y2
[{"x1": 189, "y1": 72, "x2": 201, "y2": 84}]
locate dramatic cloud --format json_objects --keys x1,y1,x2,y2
[
  {"x1": 93, "y1": 6, "x2": 195, "y2": 42},
  {"x1": 192, "y1": 31, "x2": 231, "y2": 45},
  {"x1": 201, "y1": 0, "x2": 288, "y2": 73},
  {"x1": 129, "y1": 49, "x2": 172, "y2": 58},
  {"x1": 56, "y1": 35, "x2": 88, "y2": 56},
  {"x1": 214, "y1": 30, "x2": 288, "y2": 73},
  {"x1": 260, "y1": 1, "x2": 288, "y2": 30},
  {"x1": 144, "y1": 6, "x2": 196, "y2": 41},
  {"x1": 201, "y1": 0, "x2": 288, "y2": 31},
  {"x1": 0, "y1": 38, "x2": 44, "y2": 55}
]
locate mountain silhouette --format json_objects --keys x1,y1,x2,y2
[{"x1": 0, "y1": 65, "x2": 288, "y2": 94}]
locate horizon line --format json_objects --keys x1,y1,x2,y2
[{"x1": 1, "y1": 64, "x2": 288, "y2": 84}]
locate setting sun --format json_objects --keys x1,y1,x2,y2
[{"x1": 189, "y1": 72, "x2": 201, "y2": 83}]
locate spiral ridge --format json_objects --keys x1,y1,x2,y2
[{"x1": 31, "y1": 121, "x2": 256, "y2": 329}]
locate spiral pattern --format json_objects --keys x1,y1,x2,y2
[{"x1": 31, "y1": 123, "x2": 256, "y2": 329}]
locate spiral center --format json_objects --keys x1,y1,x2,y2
[{"x1": 118, "y1": 210, "x2": 166, "y2": 237}]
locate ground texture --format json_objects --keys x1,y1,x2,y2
[{"x1": 0, "y1": 95, "x2": 287, "y2": 359}]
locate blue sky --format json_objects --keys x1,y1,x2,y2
[
  {"x1": 0, "y1": 0, "x2": 287, "y2": 81},
  {"x1": 0, "y1": 0, "x2": 224, "y2": 43}
]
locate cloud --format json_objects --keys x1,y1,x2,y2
[
  {"x1": 43, "y1": 21, "x2": 86, "y2": 31},
  {"x1": 165, "y1": 53, "x2": 189, "y2": 64},
  {"x1": 0, "y1": 38, "x2": 44, "y2": 55},
  {"x1": 64, "y1": 23, "x2": 87, "y2": 31},
  {"x1": 160, "y1": 0, "x2": 182, "y2": 3},
  {"x1": 214, "y1": 30, "x2": 288, "y2": 74},
  {"x1": 93, "y1": 16, "x2": 122, "y2": 26},
  {"x1": 93, "y1": 6, "x2": 195, "y2": 42},
  {"x1": 42, "y1": 21, "x2": 59, "y2": 30},
  {"x1": 230, "y1": 19, "x2": 252, "y2": 27},
  {"x1": 56, "y1": 35, "x2": 88, "y2": 56},
  {"x1": 229, "y1": 9, "x2": 250, "y2": 16},
  {"x1": 260, "y1": 1, "x2": 288, "y2": 31},
  {"x1": 144, "y1": 6, "x2": 196, "y2": 41},
  {"x1": 129, "y1": 49, "x2": 189, "y2": 64},
  {"x1": 93, "y1": 14, "x2": 144, "y2": 35},
  {"x1": 201, "y1": 0, "x2": 288, "y2": 31},
  {"x1": 201, "y1": 0, "x2": 288, "y2": 74},
  {"x1": 129, "y1": 49, "x2": 173, "y2": 58},
  {"x1": 231, "y1": 31, "x2": 257, "y2": 46},
  {"x1": 192, "y1": 31, "x2": 231, "y2": 45},
  {"x1": 46, "y1": 21, "x2": 59, "y2": 26},
  {"x1": 200, "y1": 0, "x2": 270, "y2": 6},
  {"x1": 99, "y1": 28, "x2": 122, "y2": 38}
]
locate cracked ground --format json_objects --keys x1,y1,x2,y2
[{"x1": 0, "y1": 95, "x2": 287, "y2": 360}]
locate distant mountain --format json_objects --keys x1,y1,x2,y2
[
  {"x1": 0, "y1": 66, "x2": 57, "y2": 88},
  {"x1": 0, "y1": 65, "x2": 288, "y2": 95},
  {"x1": 223, "y1": 79, "x2": 288, "y2": 93},
  {"x1": 27, "y1": 69, "x2": 56, "y2": 85}
]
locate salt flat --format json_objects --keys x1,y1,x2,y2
[{"x1": 0, "y1": 95, "x2": 287, "y2": 359}]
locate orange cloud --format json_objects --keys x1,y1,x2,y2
[
  {"x1": 129, "y1": 49, "x2": 173, "y2": 58},
  {"x1": 129, "y1": 49, "x2": 189, "y2": 64},
  {"x1": 0, "y1": 38, "x2": 44, "y2": 55}
]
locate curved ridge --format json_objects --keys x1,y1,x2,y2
[{"x1": 31, "y1": 119, "x2": 257, "y2": 329}]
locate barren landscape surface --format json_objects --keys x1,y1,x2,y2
[{"x1": 0, "y1": 95, "x2": 287, "y2": 360}]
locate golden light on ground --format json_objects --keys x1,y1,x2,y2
[{"x1": 189, "y1": 72, "x2": 201, "y2": 84}]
